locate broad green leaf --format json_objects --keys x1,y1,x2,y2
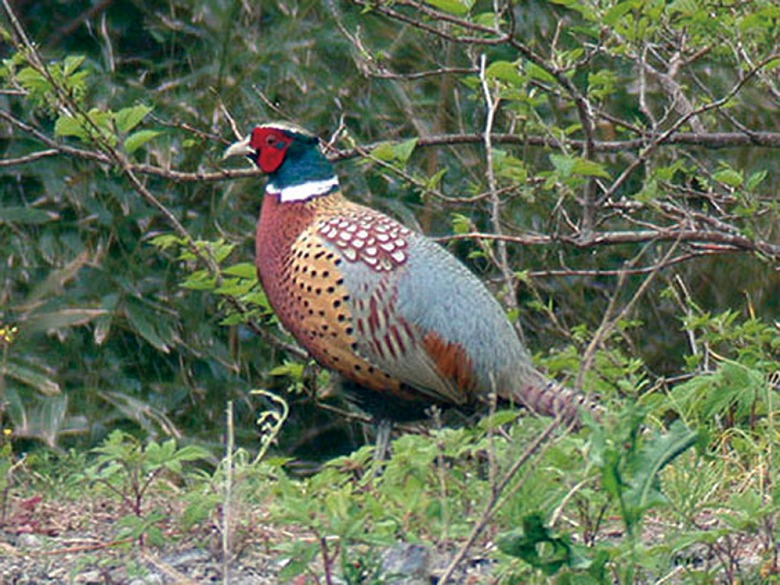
[
  {"x1": 550, "y1": 153, "x2": 576, "y2": 176},
  {"x1": 115, "y1": 104, "x2": 153, "y2": 134},
  {"x1": 371, "y1": 141, "x2": 395, "y2": 162},
  {"x1": 270, "y1": 361, "x2": 305, "y2": 378},
  {"x1": 624, "y1": 421, "x2": 698, "y2": 513},
  {"x1": 572, "y1": 158, "x2": 611, "y2": 179},
  {"x1": 746, "y1": 169, "x2": 767, "y2": 190},
  {"x1": 548, "y1": 0, "x2": 597, "y2": 19},
  {"x1": 178, "y1": 239, "x2": 235, "y2": 263},
  {"x1": 125, "y1": 302, "x2": 173, "y2": 353},
  {"x1": 181, "y1": 269, "x2": 218, "y2": 290},
  {"x1": 424, "y1": 0, "x2": 474, "y2": 16},
  {"x1": 222, "y1": 262, "x2": 258, "y2": 279},
  {"x1": 4, "y1": 359, "x2": 61, "y2": 395},
  {"x1": 392, "y1": 137, "x2": 418, "y2": 164},
  {"x1": 477, "y1": 409, "x2": 519, "y2": 430},
  {"x1": 526, "y1": 62, "x2": 556, "y2": 84},
  {"x1": 62, "y1": 55, "x2": 86, "y2": 76},
  {"x1": 713, "y1": 167, "x2": 743, "y2": 187},
  {"x1": 148, "y1": 234, "x2": 185, "y2": 251},
  {"x1": 494, "y1": 149, "x2": 528, "y2": 182},
  {"x1": 25, "y1": 309, "x2": 109, "y2": 332},
  {"x1": 497, "y1": 514, "x2": 588, "y2": 575},
  {"x1": 0, "y1": 206, "x2": 57, "y2": 224},
  {"x1": 604, "y1": 1, "x2": 638, "y2": 26},
  {"x1": 485, "y1": 61, "x2": 523, "y2": 85},
  {"x1": 124, "y1": 129, "x2": 160, "y2": 154},
  {"x1": 54, "y1": 114, "x2": 86, "y2": 139},
  {"x1": 16, "y1": 66, "x2": 50, "y2": 96},
  {"x1": 214, "y1": 278, "x2": 255, "y2": 296},
  {"x1": 241, "y1": 291, "x2": 269, "y2": 307},
  {"x1": 372, "y1": 138, "x2": 418, "y2": 164},
  {"x1": 55, "y1": 108, "x2": 115, "y2": 145},
  {"x1": 550, "y1": 154, "x2": 611, "y2": 179}
]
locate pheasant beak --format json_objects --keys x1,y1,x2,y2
[{"x1": 222, "y1": 135, "x2": 254, "y2": 160}]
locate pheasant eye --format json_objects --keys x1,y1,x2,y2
[{"x1": 265, "y1": 134, "x2": 277, "y2": 146}]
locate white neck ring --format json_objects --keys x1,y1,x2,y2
[{"x1": 267, "y1": 177, "x2": 339, "y2": 203}]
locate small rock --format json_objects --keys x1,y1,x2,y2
[
  {"x1": 75, "y1": 569, "x2": 103, "y2": 584},
  {"x1": 380, "y1": 542, "x2": 431, "y2": 585},
  {"x1": 132, "y1": 578, "x2": 163, "y2": 585},
  {"x1": 17, "y1": 533, "x2": 42, "y2": 548},
  {"x1": 164, "y1": 547, "x2": 211, "y2": 568}
]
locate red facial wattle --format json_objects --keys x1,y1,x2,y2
[{"x1": 250, "y1": 127, "x2": 293, "y2": 173}]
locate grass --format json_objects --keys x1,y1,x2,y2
[{"x1": 2, "y1": 375, "x2": 778, "y2": 584}]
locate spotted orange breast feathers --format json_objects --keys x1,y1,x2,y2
[{"x1": 316, "y1": 212, "x2": 411, "y2": 271}]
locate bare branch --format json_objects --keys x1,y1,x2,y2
[
  {"x1": 0, "y1": 149, "x2": 59, "y2": 167},
  {"x1": 436, "y1": 229, "x2": 779, "y2": 258},
  {"x1": 479, "y1": 54, "x2": 519, "y2": 317}
]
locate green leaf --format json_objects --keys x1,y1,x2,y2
[
  {"x1": 222, "y1": 263, "x2": 257, "y2": 279},
  {"x1": 423, "y1": 0, "x2": 474, "y2": 16},
  {"x1": 269, "y1": 361, "x2": 305, "y2": 379},
  {"x1": 526, "y1": 62, "x2": 556, "y2": 84},
  {"x1": 450, "y1": 213, "x2": 471, "y2": 235},
  {"x1": 392, "y1": 137, "x2": 418, "y2": 164},
  {"x1": 62, "y1": 55, "x2": 86, "y2": 76},
  {"x1": 54, "y1": 108, "x2": 115, "y2": 145},
  {"x1": 125, "y1": 301, "x2": 173, "y2": 353},
  {"x1": 114, "y1": 104, "x2": 153, "y2": 134},
  {"x1": 550, "y1": 154, "x2": 611, "y2": 179},
  {"x1": 624, "y1": 421, "x2": 698, "y2": 513},
  {"x1": 372, "y1": 138, "x2": 418, "y2": 164},
  {"x1": 485, "y1": 61, "x2": 524, "y2": 85},
  {"x1": 371, "y1": 141, "x2": 394, "y2": 162},
  {"x1": 604, "y1": 1, "x2": 637, "y2": 26},
  {"x1": 181, "y1": 269, "x2": 218, "y2": 291},
  {"x1": 0, "y1": 206, "x2": 57, "y2": 224},
  {"x1": 54, "y1": 114, "x2": 86, "y2": 139},
  {"x1": 25, "y1": 308, "x2": 109, "y2": 332},
  {"x1": 4, "y1": 359, "x2": 61, "y2": 395},
  {"x1": 497, "y1": 514, "x2": 585, "y2": 575},
  {"x1": 124, "y1": 129, "x2": 160, "y2": 154},
  {"x1": 148, "y1": 234, "x2": 184, "y2": 251},
  {"x1": 16, "y1": 67, "x2": 51, "y2": 97},
  {"x1": 550, "y1": 153, "x2": 576, "y2": 176},
  {"x1": 572, "y1": 158, "x2": 611, "y2": 178},
  {"x1": 746, "y1": 169, "x2": 767, "y2": 190},
  {"x1": 713, "y1": 167, "x2": 743, "y2": 187},
  {"x1": 214, "y1": 277, "x2": 255, "y2": 296}
]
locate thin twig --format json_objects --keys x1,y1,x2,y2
[
  {"x1": 0, "y1": 149, "x2": 59, "y2": 166},
  {"x1": 479, "y1": 54, "x2": 519, "y2": 315},
  {"x1": 223, "y1": 401, "x2": 234, "y2": 585}
]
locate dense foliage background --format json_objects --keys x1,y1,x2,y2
[
  {"x1": 2, "y1": 0, "x2": 776, "y2": 454},
  {"x1": 1, "y1": 0, "x2": 779, "y2": 581}
]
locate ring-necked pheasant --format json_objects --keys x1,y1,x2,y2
[{"x1": 224, "y1": 122, "x2": 592, "y2": 447}]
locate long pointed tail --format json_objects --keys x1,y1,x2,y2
[{"x1": 507, "y1": 372, "x2": 601, "y2": 427}]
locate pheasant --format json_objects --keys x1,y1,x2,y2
[{"x1": 224, "y1": 122, "x2": 592, "y2": 446}]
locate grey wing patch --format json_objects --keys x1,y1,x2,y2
[{"x1": 338, "y1": 257, "x2": 467, "y2": 405}]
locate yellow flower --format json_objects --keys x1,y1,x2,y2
[{"x1": 0, "y1": 324, "x2": 18, "y2": 344}]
